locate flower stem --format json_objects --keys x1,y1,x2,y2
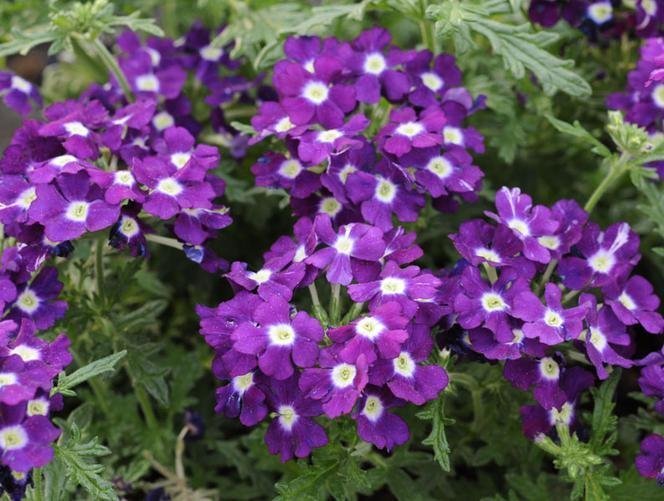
[
  {"x1": 146, "y1": 234, "x2": 184, "y2": 250},
  {"x1": 85, "y1": 36, "x2": 133, "y2": 102},
  {"x1": 341, "y1": 302, "x2": 365, "y2": 324},
  {"x1": 483, "y1": 263, "x2": 498, "y2": 284},
  {"x1": 95, "y1": 238, "x2": 105, "y2": 299},
  {"x1": 418, "y1": 0, "x2": 436, "y2": 52},
  {"x1": 308, "y1": 283, "x2": 329, "y2": 325},
  {"x1": 584, "y1": 153, "x2": 632, "y2": 214},
  {"x1": 536, "y1": 259, "x2": 558, "y2": 295},
  {"x1": 134, "y1": 383, "x2": 159, "y2": 431},
  {"x1": 329, "y1": 283, "x2": 342, "y2": 325}
]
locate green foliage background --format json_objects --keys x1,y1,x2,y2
[{"x1": 1, "y1": 0, "x2": 663, "y2": 499}]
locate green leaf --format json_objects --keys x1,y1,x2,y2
[
  {"x1": 428, "y1": 0, "x2": 591, "y2": 97},
  {"x1": 418, "y1": 390, "x2": 452, "y2": 471},
  {"x1": 52, "y1": 351, "x2": 126, "y2": 397},
  {"x1": 589, "y1": 369, "x2": 621, "y2": 454},
  {"x1": 279, "y1": 1, "x2": 373, "y2": 35},
  {"x1": 545, "y1": 115, "x2": 611, "y2": 157}
]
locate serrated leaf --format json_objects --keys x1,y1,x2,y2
[
  {"x1": 546, "y1": 115, "x2": 611, "y2": 157},
  {"x1": 419, "y1": 391, "x2": 452, "y2": 471},
  {"x1": 53, "y1": 351, "x2": 126, "y2": 396}
]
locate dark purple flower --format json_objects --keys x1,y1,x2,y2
[
  {"x1": 405, "y1": 51, "x2": 462, "y2": 108},
  {"x1": 226, "y1": 257, "x2": 305, "y2": 302},
  {"x1": 297, "y1": 114, "x2": 369, "y2": 164},
  {"x1": 153, "y1": 126, "x2": 219, "y2": 181},
  {"x1": 604, "y1": 275, "x2": 664, "y2": 334},
  {"x1": 215, "y1": 371, "x2": 268, "y2": 426},
  {"x1": 377, "y1": 106, "x2": 446, "y2": 157},
  {"x1": 0, "y1": 72, "x2": 41, "y2": 116},
  {"x1": 252, "y1": 152, "x2": 321, "y2": 199},
  {"x1": 6, "y1": 268, "x2": 67, "y2": 330},
  {"x1": 636, "y1": 434, "x2": 664, "y2": 485},
  {"x1": 504, "y1": 356, "x2": 567, "y2": 409},
  {"x1": 354, "y1": 387, "x2": 409, "y2": 451},
  {"x1": 449, "y1": 219, "x2": 522, "y2": 269}
]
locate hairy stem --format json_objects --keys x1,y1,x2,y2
[
  {"x1": 95, "y1": 238, "x2": 105, "y2": 299},
  {"x1": 584, "y1": 153, "x2": 632, "y2": 214},
  {"x1": 146, "y1": 234, "x2": 184, "y2": 250},
  {"x1": 329, "y1": 283, "x2": 342, "y2": 325},
  {"x1": 308, "y1": 283, "x2": 329, "y2": 325},
  {"x1": 87, "y1": 37, "x2": 133, "y2": 102}
]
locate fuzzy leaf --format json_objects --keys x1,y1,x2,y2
[{"x1": 52, "y1": 351, "x2": 126, "y2": 397}]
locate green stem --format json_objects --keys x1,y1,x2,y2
[
  {"x1": 482, "y1": 263, "x2": 498, "y2": 284},
  {"x1": 308, "y1": 283, "x2": 329, "y2": 325},
  {"x1": 583, "y1": 153, "x2": 632, "y2": 214},
  {"x1": 341, "y1": 302, "x2": 365, "y2": 324},
  {"x1": 95, "y1": 238, "x2": 105, "y2": 299},
  {"x1": 86, "y1": 36, "x2": 133, "y2": 102},
  {"x1": 418, "y1": 0, "x2": 436, "y2": 52},
  {"x1": 146, "y1": 234, "x2": 184, "y2": 250},
  {"x1": 329, "y1": 284, "x2": 342, "y2": 326},
  {"x1": 134, "y1": 383, "x2": 159, "y2": 430},
  {"x1": 536, "y1": 259, "x2": 558, "y2": 295}
]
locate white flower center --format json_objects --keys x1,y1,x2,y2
[
  {"x1": 302, "y1": 81, "x2": 329, "y2": 105},
  {"x1": 64, "y1": 121, "x2": 89, "y2": 137},
  {"x1": 0, "y1": 373, "x2": 17, "y2": 387},
  {"x1": 268, "y1": 323, "x2": 296, "y2": 346},
  {"x1": 146, "y1": 47, "x2": 161, "y2": 66},
  {"x1": 331, "y1": 363, "x2": 357, "y2": 388},
  {"x1": 426, "y1": 156, "x2": 453, "y2": 179},
  {"x1": 508, "y1": 218, "x2": 530, "y2": 237},
  {"x1": 641, "y1": 0, "x2": 657, "y2": 16},
  {"x1": 395, "y1": 121, "x2": 424, "y2": 138},
  {"x1": 10, "y1": 345, "x2": 40, "y2": 362},
  {"x1": 200, "y1": 44, "x2": 222, "y2": 61},
  {"x1": 393, "y1": 351, "x2": 416, "y2": 378},
  {"x1": 361, "y1": 395, "x2": 384, "y2": 422},
  {"x1": 170, "y1": 152, "x2": 192, "y2": 170},
  {"x1": 363, "y1": 53, "x2": 386, "y2": 75},
  {"x1": 274, "y1": 116, "x2": 295, "y2": 133},
  {"x1": 50, "y1": 154, "x2": 77, "y2": 167},
  {"x1": 293, "y1": 245, "x2": 307, "y2": 263},
  {"x1": 277, "y1": 405, "x2": 298, "y2": 431},
  {"x1": 153, "y1": 111, "x2": 174, "y2": 131},
  {"x1": 652, "y1": 84, "x2": 664, "y2": 110},
  {"x1": 16, "y1": 289, "x2": 40, "y2": 314},
  {"x1": 339, "y1": 163, "x2": 356, "y2": 183},
  {"x1": 114, "y1": 170, "x2": 134, "y2": 186},
  {"x1": 588, "y1": 249, "x2": 615, "y2": 274},
  {"x1": 278, "y1": 159, "x2": 303, "y2": 179},
  {"x1": 250, "y1": 268, "x2": 272, "y2": 284},
  {"x1": 304, "y1": 60, "x2": 315, "y2": 73},
  {"x1": 443, "y1": 126, "x2": 463, "y2": 145},
  {"x1": 66, "y1": 201, "x2": 89, "y2": 222},
  {"x1": 27, "y1": 398, "x2": 49, "y2": 417},
  {"x1": 317, "y1": 129, "x2": 343, "y2": 143},
  {"x1": 538, "y1": 235, "x2": 560, "y2": 250},
  {"x1": 334, "y1": 234, "x2": 354, "y2": 255},
  {"x1": 510, "y1": 328, "x2": 525, "y2": 345},
  {"x1": 232, "y1": 372, "x2": 254, "y2": 394},
  {"x1": 156, "y1": 178, "x2": 183, "y2": 197},
  {"x1": 355, "y1": 316, "x2": 385, "y2": 340},
  {"x1": 421, "y1": 71, "x2": 443, "y2": 91},
  {"x1": 539, "y1": 357, "x2": 560, "y2": 380},
  {"x1": 475, "y1": 247, "x2": 501, "y2": 263},
  {"x1": 481, "y1": 292, "x2": 507, "y2": 312},
  {"x1": 120, "y1": 217, "x2": 140, "y2": 238},
  {"x1": 618, "y1": 291, "x2": 636, "y2": 311},
  {"x1": 15, "y1": 187, "x2": 37, "y2": 209},
  {"x1": 375, "y1": 178, "x2": 397, "y2": 203},
  {"x1": 319, "y1": 197, "x2": 342, "y2": 217},
  {"x1": 550, "y1": 402, "x2": 574, "y2": 426},
  {"x1": 10, "y1": 75, "x2": 32, "y2": 93},
  {"x1": 544, "y1": 309, "x2": 564, "y2": 328},
  {"x1": 587, "y1": 2, "x2": 613, "y2": 24},
  {"x1": 380, "y1": 277, "x2": 406, "y2": 295},
  {"x1": 0, "y1": 426, "x2": 28, "y2": 451},
  {"x1": 135, "y1": 74, "x2": 160, "y2": 92},
  {"x1": 588, "y1": 327, "x2": 607, "y2": 351}
]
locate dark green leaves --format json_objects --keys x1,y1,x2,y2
[
  {"x1": 417, "y1": 390, "x2": 452, "y2": 471},
  {"x1": 52, "y1": 351, "x2": 126, "y2": 397},
  {"x1": 427, "y1": 0, "x2": 591, "y2": 97}
]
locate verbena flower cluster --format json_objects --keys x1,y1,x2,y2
[
  {"x1": 0, "y1": 22, "x2": 253, "y2": 270},
  {"x1": 0, "y1": 245, "x2": 72, "y2": 499},
  {"x1": 528, "y1": 0, "x2": 664, "y2": 40},
  {"x1": 249, "y1": 28, "x2": 485, "y2": 227},
  {"x1": 437, "y1": 187, "x2": 663, "y2": 469}
]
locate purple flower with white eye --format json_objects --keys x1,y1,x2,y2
[
  {"x1": 38, "y1": 100, "x2": 109, "y2": 160},
  {"x1": 109, "y1": 205, "x2": 149, "y2": 257},
  {"x1": 577, "y1": 294, "x2": 632, "y2": 379},
  {"x1": 519, "y1": 366, "x2": 594, "y2": 440},
  {"x1": 504, "y1": 356, "x2": 567, "y2": 409},
  {"x1": 468, "y1": 324, "x2": 547, "y2": 361},
  {"x1": 299, "y1": 346, "x2": 369, "y2": 418},
  {"x1": 635, "y1": 1, "x2": 664, "y2": 38},
  {"x1": 453, "y1": 267, "x2": 530, "y2": 342},
  {"x1": 291, "y1": 189, "x2": 359, "y2": 225},
  {"x1": 354, "y1": 387, "x2": 409, "y2": 451},
  {"x1": 214, "y1": 371, "x2": 268, "y2": 426},
  {"x1": 153, "y1": 126, "x2": 219, "y2": 181},
  {"x1": 225, "y1": 257, "x2": 305, "y2": 302},
  {"x1": 132, "y1": 157, "x2": 215, "y2": 220},
  {"x1": 0, "y1": 176, "x2": 38, "y2": 225},
  {"x1": 173, "y1": 206, "x2": 232, "y2": 245},
  {"x1": 296, "y1": 114, "x2": 369, "y2": 164},
  {"x1": 513, "y1": 284, "x2": 588, "y2": 345},
  {"x1": 306, "y1": 216, "x2": 385, "y2": 285},
  {"x1": 636, "y1": 434, "x2": 664, "y2": 485},
  {"x1": 537, "y1": 199, "x2": 588, "y2": 260},
  {"x1": 89, "y1": 168, "x2": 146, "y2": 205},
  {"x1": 558, "y1": 222, "x2": 640, "y2": 290},
  {"x1": 0, "y1": 320, "x2": 72, "y2": 377},
  {"x1": 252, "y1": 152, "x2": 321, "y2": 199},
  {"x1": 101, "y1": 98, "x2": 156, "y2": 151},
  {"x1": 346, "y1": 162, "x2": 425, "y2": 231},
  {"x1": 328, "y1": 301, "x2": 409, "y2": 362},
  {"x1": 120, "y1": 51, "x2": 186, "y2": 99},
  {"x1": 377, "y1": 106, "x2": 446, "y2": 157},
  {"x1": 6, "y1": 268, "x2": 66, "y2": 330},
  {"x1": 263, "y1": 218, "x2": 318, "y2": 285},
  {"x1": 405, "y1": 51, "x2": 462, "y2": 108},
  {"x1": 231, "y1": 295, "x2": 323, "y2": 380},
  {"x1": 399, "y1": 146, "x2": 483, "y2": 199},
  {"x1": 370, "y1": 324, "x2": 448, "y2": 405},
  {"x1": 0, "y1": 402, "x2": 60, "y2": 472},
  {"x1": 348, "y1": 260, "x2": 441, "y2": 318},
  {"x1": 381, "y1": 227, "x2": 423, "y2": 266},
  {"x1": 348, "y1": 27, "x2": 412, "y2": 104},
  {"x1": 320, "y1": 141, "x2": 374, "y2": 204},
  {"x1": 0, "y1": 72, "x2": 42, "y2": 116},
  {"x1": 264, "y1": 376, "x2": 328, "y2": 462},
  {"x1": 486, "y1": 187, "x2": 559, "y2": 264},
  {"x1": 0, "y1": 355, "x2": 52, "y2": 406},
  {"x1": 250, "y1": 102, "x2": 308, "y2": 143},
  {"x1": 604, "y1": 275, "x2": 664, "y2": 334},
  {"x1": 440, "y1": 123, "x2": 484, "y2": 153},
  {"x1": 449, "y1": 220, "x2": 522, "y2": 269},
  {"x1": 27, "y1": 154, "x2": 96, "y2": 185},
  {"x1": 0, "y1": 120, "x2": 62, "y2": 176},
  {"x1": 182, "y1": 22, "x2": 238, "y2": 82},
  {"x1": 272, "y1": 57, "x2": 356, "y2": 128},
  {"x1": 28, "y1": 171, "x2": 120, "y2": 242}
]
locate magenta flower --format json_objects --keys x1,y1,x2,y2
[
  {"x1": 513, "y1": 284, "x2": 588, "y2": 345},
  {"x1": 231, "y1": 295, "x2": 323, "y2": 380},
  {"x1": 264, "y1": 376, "x2": 328, "y2": 462}
]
